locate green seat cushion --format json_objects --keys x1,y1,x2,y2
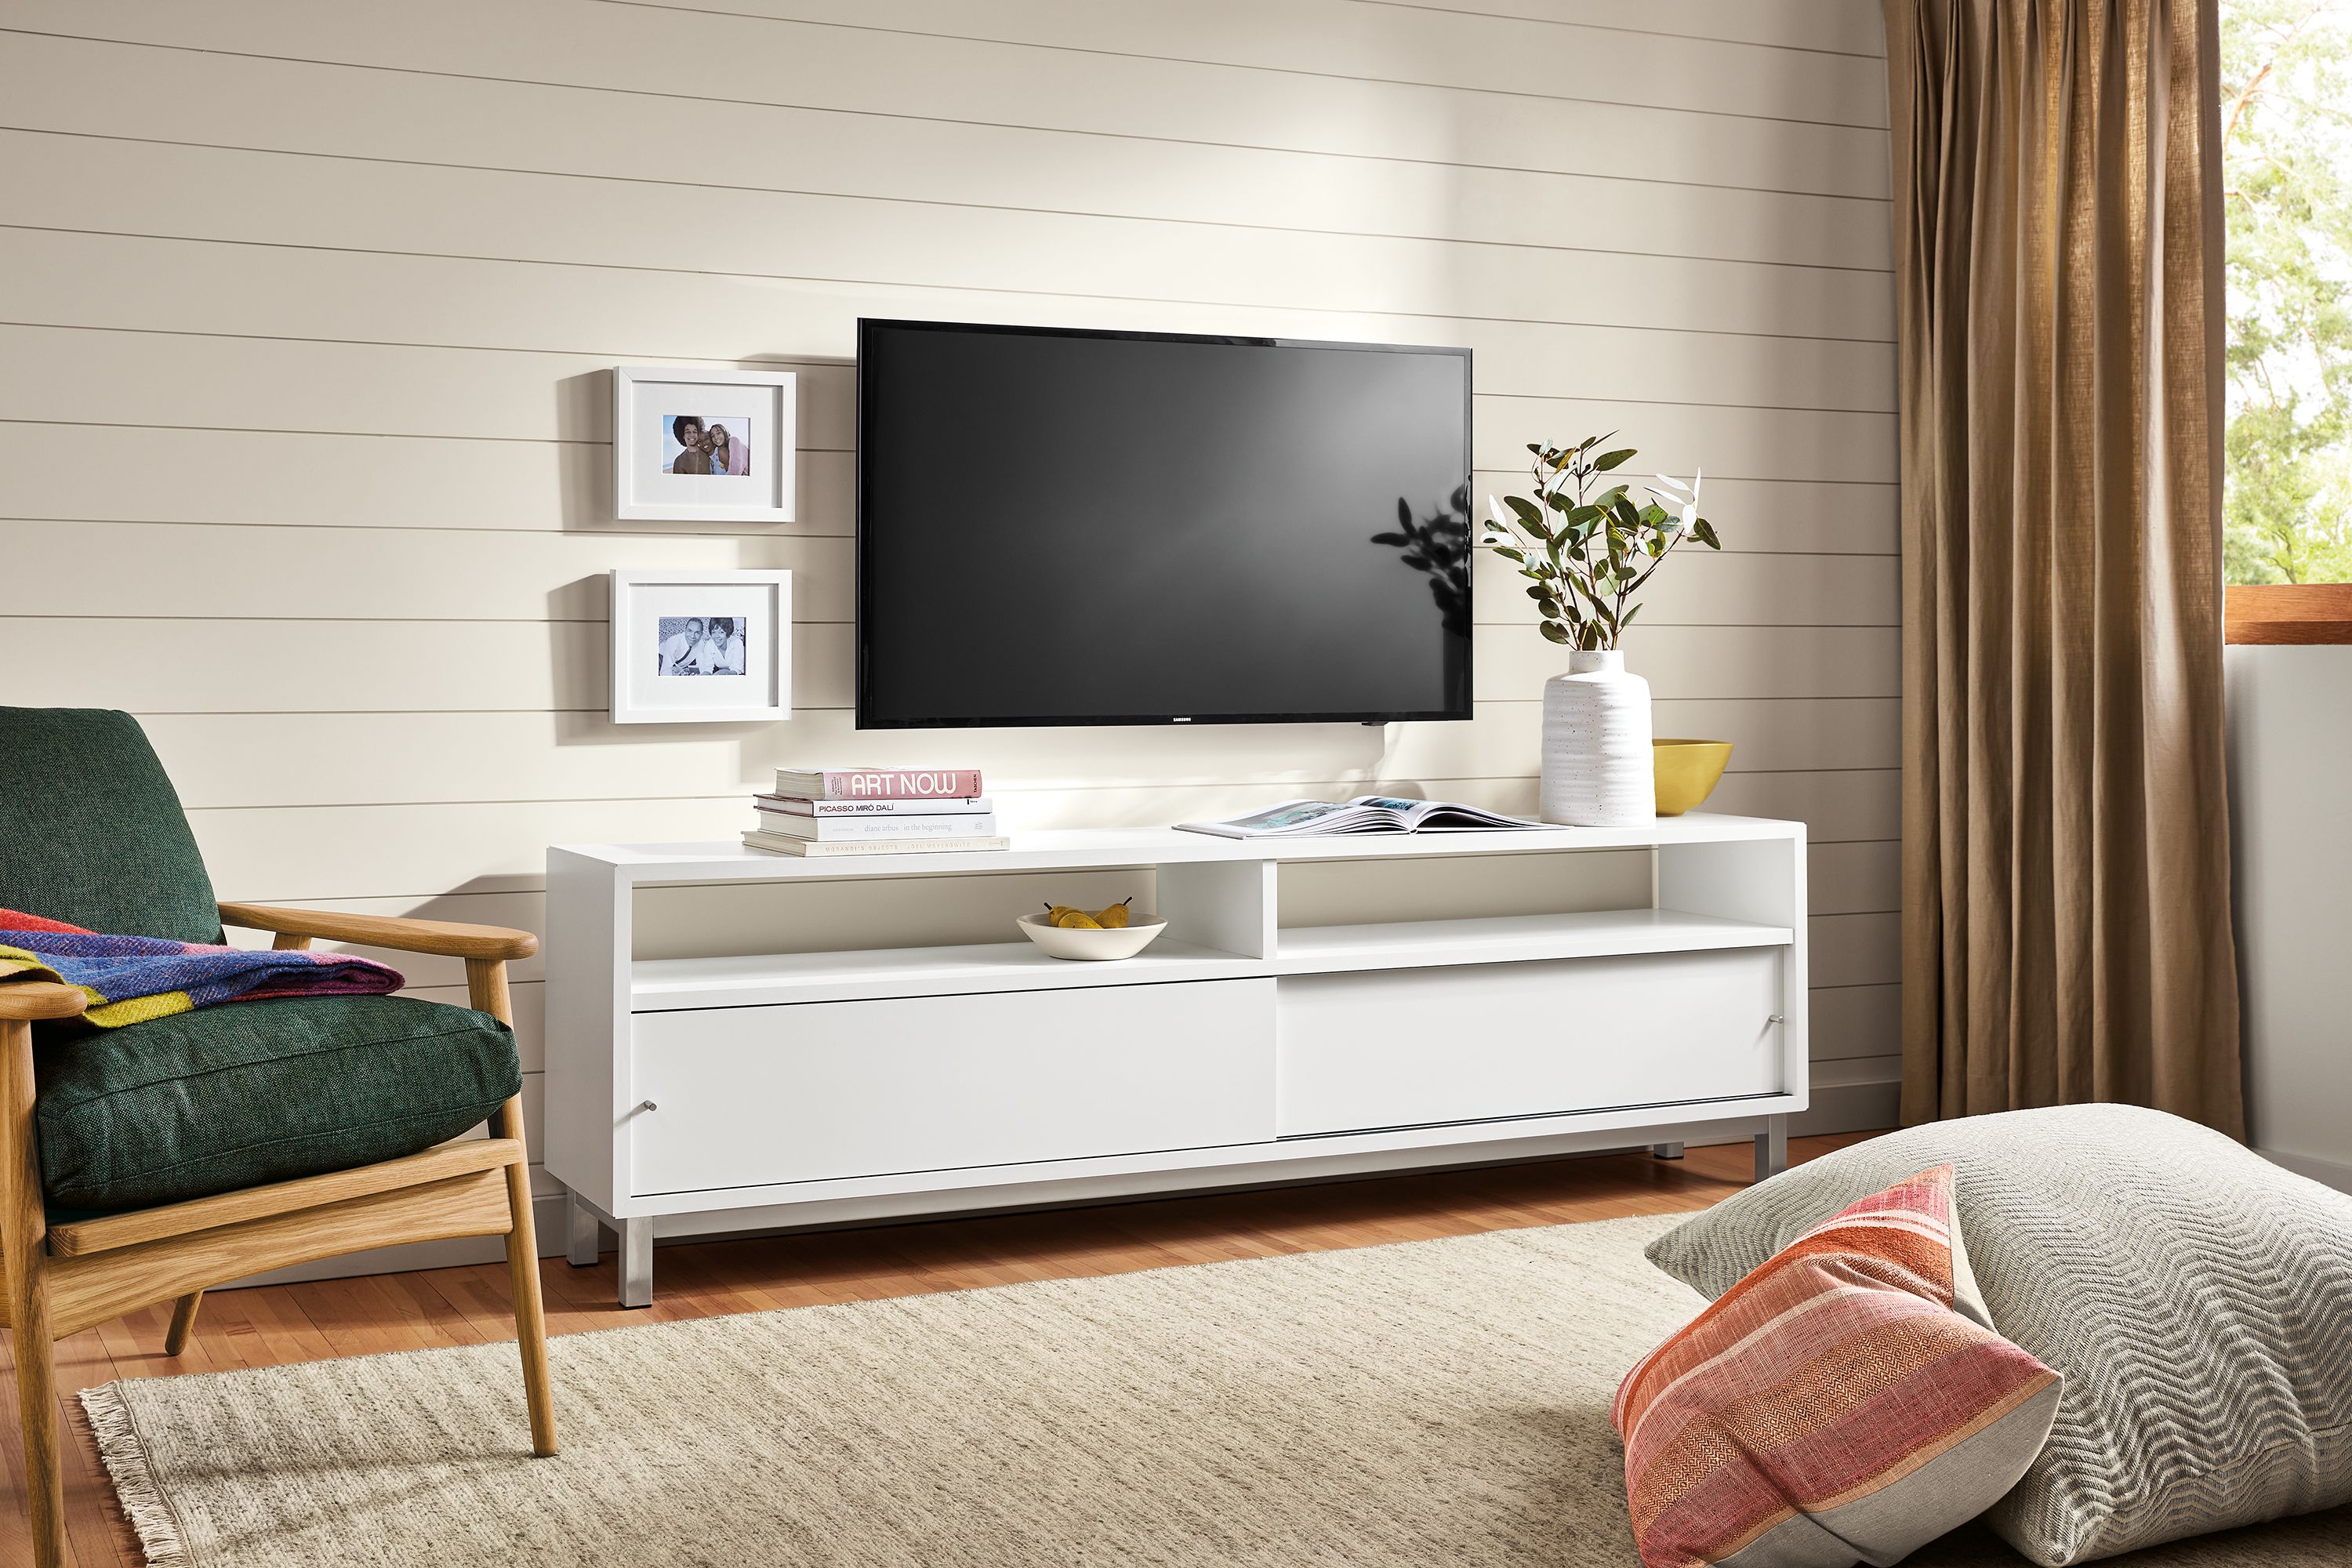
[
  {"x1": 0, "y1": 707, "x2": 223, "y2": 943},
  {"x1": 34, "y1": 995, "x2": 522, "y2": 1214}
]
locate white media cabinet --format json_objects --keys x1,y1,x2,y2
[{"x1": 545, "y1": 815, "x2": 1807, "y2": 1305}]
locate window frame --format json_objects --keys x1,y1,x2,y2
[{"x1": 2225, "y1": 584, "x2": 2352, "y2": 643}]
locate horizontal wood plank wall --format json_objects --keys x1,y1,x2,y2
[{"x1": 0, "y1": 0, "x2": 1900, "y2": 1274}]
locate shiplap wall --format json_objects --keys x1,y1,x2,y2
[{"x1": 0, "y1": 0, "x2": 1899, "y2": 1265}]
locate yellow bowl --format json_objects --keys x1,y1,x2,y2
[{"x1": 1653, "y1": 739, "x2": 1733, "y2": 816}]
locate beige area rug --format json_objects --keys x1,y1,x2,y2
[{"x1": 84, "y1": 1214, "x2": 2352, "y2": 1567}]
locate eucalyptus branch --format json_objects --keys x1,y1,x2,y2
[{"x1": 1480, "y1": 435, "x2": 1721, "y2": 653}]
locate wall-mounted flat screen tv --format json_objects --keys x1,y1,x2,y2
[{"x1": 856, "y1": 319, "x2": 1472, "y2": 728}]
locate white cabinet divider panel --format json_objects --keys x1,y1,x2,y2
[{"x1": 546, "y1": 815, "x2": 1806, "y2": 1305}]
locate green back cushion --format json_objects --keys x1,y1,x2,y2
[
  {"x1": 35, "y1": 995, "x2": 523, "y2": 1213},
  {"x1": 0, "y1": 707, "x2": 222, "y2": 942}
]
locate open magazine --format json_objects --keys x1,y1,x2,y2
[{"x1": 1176, "y1": 796, "x2": 1539, "y2": 839}]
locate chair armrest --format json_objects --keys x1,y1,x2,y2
[
  {"x1": 218, "y1": 903, "x2": 539, "y2": 961},
  {"x1": 0, "y1": 982, "x2": 89, "y2": 1022}
]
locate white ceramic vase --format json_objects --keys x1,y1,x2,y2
[{"x1": 1540, "y1": 649, "x2": 1655, "y2": 826}]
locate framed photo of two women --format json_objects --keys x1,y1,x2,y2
[
  {"x1": 609, "y1": 569, "x2": 792, "y2": 724},
  {"x1": 612, "y1": 365, "x2": 797, "y2": 523}
]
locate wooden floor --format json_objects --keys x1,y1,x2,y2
[{"x1": 1, "y1": 1132, "x2": 1874, "y2": 1566}]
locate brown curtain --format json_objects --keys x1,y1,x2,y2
[{"x1": 1881, "y1": 0, "x2": 2243, "y2": 1135}]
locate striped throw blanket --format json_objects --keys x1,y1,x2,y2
[{"x1": 0, "y1": 909, "x2": 402, "y2": 1028}]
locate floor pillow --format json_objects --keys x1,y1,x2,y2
[
  {"x1": 1616, "y1": 1165, "x2": 2062, "y2": 1568},
  {"x1": 1642, "y1": 1104, "x2": 2352, "y2": 1564}
]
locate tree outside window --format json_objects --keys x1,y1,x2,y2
[{"x1": 2223, "y1": 1, "x2": 2352, "y2": 584}]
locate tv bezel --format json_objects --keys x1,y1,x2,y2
[{"x1": 854, "y1": 318, "x2": 1475, "y2": 730}]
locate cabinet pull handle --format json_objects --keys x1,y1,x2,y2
[
  {"x1": 635, "y1": 1099, "x2": 658, "y2": 1114},
  {"x1": 1766, "y1": 1014, "x2": 1785, "y2": 1025}
]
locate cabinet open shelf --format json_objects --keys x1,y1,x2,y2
[
  {"x1": 630, "y1": 907, "x2": 1798, "y2": 1012},
  {"x1": 1272, "y1": 908, "x2": 1793, "y2": 975},
  {"x1": 632, "y1": 938, "x2": 1262, "y2": 1011}
]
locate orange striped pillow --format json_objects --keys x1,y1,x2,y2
[{"x1": 1613, "y1": 1166, "x2": 2062, "y2": 1568}]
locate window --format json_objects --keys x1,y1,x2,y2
[{"x1": 2223, "y1": 0, "x2": 2352, "y2": 586}]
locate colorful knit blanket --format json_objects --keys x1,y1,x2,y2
[{"x1": 0, "y1": 909, "x2": 403, "y2": 1028}]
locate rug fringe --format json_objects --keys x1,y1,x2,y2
[{"x1": 79, "y1": 1383, "x2": 192, "y2": 1568}]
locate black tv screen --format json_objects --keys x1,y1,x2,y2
[{"x1": 856, "y1": 319, "x2": 1472, "y2": 728}]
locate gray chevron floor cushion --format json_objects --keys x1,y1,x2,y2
[{"x1": 1643, "y1": 1105, "x2": 2352, "y2": 1566}]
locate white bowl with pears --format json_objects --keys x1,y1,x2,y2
[{"x1": 1018, "y1": 898, "x2": 1168, "y2": 960}]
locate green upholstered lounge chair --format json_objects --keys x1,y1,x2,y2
[{"x1": 0, "y1": 707, "x2": 555, "y2": 1566}]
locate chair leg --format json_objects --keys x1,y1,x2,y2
[
  {"x1": 165, "y1": 1288, "x2": 205, "y2": 1356},
  {"x1": 7, "y1": 1292, "x2": 63, "y2": 1568},
  {"x1": 467, "y1": 958, "x2": 557, "y2": 1457},
  {"x1": 3, "y1": 1018, "x2": 65, "y2": 1566},
  {"x1": 494, "y1": 1096, "x2": 557, "y2": 1458}
]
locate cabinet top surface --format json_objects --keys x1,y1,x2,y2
[{"x1": 553, "y1": 812, "x2": 1803, "y2": 881}]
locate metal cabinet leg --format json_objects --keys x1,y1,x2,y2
[
  {"x1": 1754, "y1": 1115, "x2": 1789, "y2": 1182},
  {"x1": 565, "y1": 1189, "x2": 601, "y2": 1268},
  {"x1": 619, "y1": 1217, "x2": 655, "y2": 1308},
  {"x1": 1651, "y1": 1142, "x2": 1686, "y2": 1160}
]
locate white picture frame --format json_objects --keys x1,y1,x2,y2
[
  {"x1": 609, "y1": 569, "x2": 792, "y2": 724},
  {"x1": 613, "y1": 365, "x2": 797, "y2": 523}
]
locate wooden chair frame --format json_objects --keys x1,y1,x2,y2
[{"x1": 0, "y1": 903, "x2": 557, "y2": 1566}]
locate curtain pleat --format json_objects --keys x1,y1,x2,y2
[{"x1": 1882, "y1": 0, "x2": 2242, "y2": 1135}]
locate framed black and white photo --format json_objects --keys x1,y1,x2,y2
[
  {"x1": 609, "y1": 569, "x2": 791, "y2": 724},
  {"x1": 613, "y1": 365, "x2": 797, "y2": 523}
]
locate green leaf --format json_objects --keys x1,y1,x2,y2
[
  {"x1": 1567, "y1": 505, "x2": 1602, "y2": 525},
  {"x1": 1537, "y1": 596, "x2": 1563, "y2": 619},
  {"x1": 1592, "y1": 447, "x2": 1638, "y2": 472},
  {"x1": 1693, "y1": 519, "x2": 1722, "y2": 549},
  {"x1": 1525, "y1": 583, "x2": 1550, "y2": 601},
  {"x1": 1490, "y1": 545, "x2": 1525, "y2": 563},
  {"x1": 1595, "y1": 484, "x2": 1630, "y2": 512},
  {"x1": 1539, "y1": 621, "x2": 1573, "y2": 645},
  {"x1": 1504, "y1": 495, "x2": 1543, "y2": 526}
]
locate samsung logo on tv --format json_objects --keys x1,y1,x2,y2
[{"x1": 1171, "y1": 717, "x2": 1192, "y2": 723}]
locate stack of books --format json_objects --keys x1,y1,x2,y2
[{"x1": 742, "y1": 766, "x2": 1008, "y2": 857}]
